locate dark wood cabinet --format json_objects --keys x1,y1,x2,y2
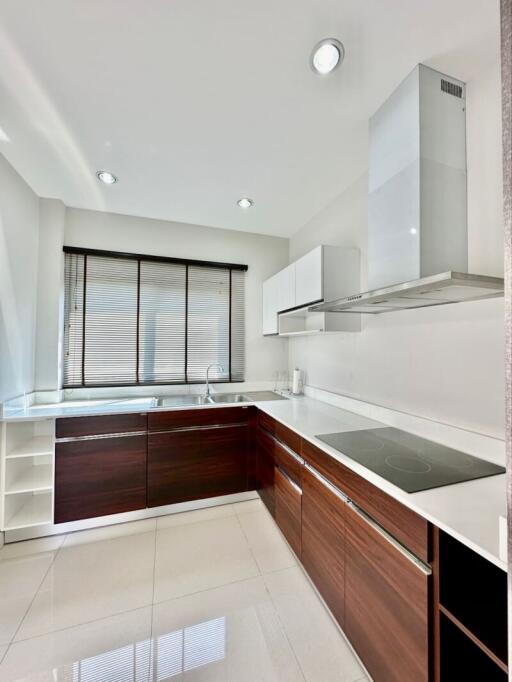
[
  {"x1": 56, "y1": 413, "x2": 147, "y2": 439},
  {"x1": 301, "y1": 464, "x2": 346, "y2": 627},
  {"x1": 302, "y1": 438, "x2": 429, "y2": 563},
  {"x1": 274, "y1": 466, "x2": 302, "y2": 556},
  {"x1": 344, "y1": 501, "x2": 430, "y2": 682},
  {"x1": 147, "y1": 409, "x2": 251, "y2": 507},
  {"x1": 55, "y1": 433, "x2": 147, "y2": 523},
  {"x1": 256, "y1": 425, "x2": 276, "y2": 516}
]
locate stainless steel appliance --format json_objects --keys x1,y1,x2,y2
[{"x1": 311, "y1": 64, "x2": 504, "y2": 314}]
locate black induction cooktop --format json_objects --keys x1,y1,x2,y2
[{"x1": 316, "y1": 427, "x2": 505, "y2": 493}]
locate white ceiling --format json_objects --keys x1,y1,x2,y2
[{"x1": 0, "y1": 0, "x2": 500, "y2": 237}]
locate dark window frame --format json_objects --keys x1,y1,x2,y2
[{"x1": 62, "y1": 247, "x2": 247, "y2": 389}]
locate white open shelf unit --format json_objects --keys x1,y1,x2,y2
[
  {"x1": 1, "y1": 419, "x2": 55, "y2": 531},
  {"x1": 278, "y1": 307, "x2": 361, "y2": 336}
]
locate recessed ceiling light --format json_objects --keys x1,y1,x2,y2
[
  {"x1": 96, "y1": 170, "x2": 118, "y2": 185},
  {"x1": 311, "y1": 38, "x2": 344, "y2": 75},
  {"x1": 237, "y1": 197, "x2": 254, "y2": 209}
]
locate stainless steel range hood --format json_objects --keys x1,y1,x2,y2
[
  {"x1": 310, "y1": 271, "x2": 504, "y2": 314},
  {"x1": 310, "y1": 65, "x2": 504, "y2": 315}
]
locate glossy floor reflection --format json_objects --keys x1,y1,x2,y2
[{"x1": 0, "y1": 500, "x2": 369, "y2": 681}]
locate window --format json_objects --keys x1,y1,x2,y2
[{"x1": 63, "y1": 248, "x2": 246, "y2": 387}]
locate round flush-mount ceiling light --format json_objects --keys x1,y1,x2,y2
[
  {"x1": 311, "y1": 38, "x2": 344, "y2": 75},
  {"x1": 237, "y1": 197, "x2": 254, "y2": 209},
  {"x1": 96, "y1": 170, "x2": 118, "y2": 185}
]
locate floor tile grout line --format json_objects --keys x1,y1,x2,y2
[
  {"x1": 10, "y1": 600, "x2": 154, "y2": 645},
  {"x1": 233, "y1": 506, "x2": 263, "y2": 576},
  {"x1": 152, "y1": 573, "x2": 263, "y2": 609},
  {"x1": 235, "y1": 503, "x2": 307, "y2": 680},
  {"x1": 260, "y1": 571, "x2": 308, "y2": 682},
  {"x1": 7, "y1": 532, "x2": 68, "y2": 651},
  {"x1": 8, "y1": 555, "x2": 261, "y2": 647},
  {"x1": 148, "y1": 525, "x2": 158, "y2": 681}
]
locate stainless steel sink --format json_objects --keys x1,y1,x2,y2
[
  {"x1": 207, "y1": 393, "x2": 250, "y2": 404},
  {"x1": 154, "y1": 395, "x2": 213, "y2": 407},
  {"x1": 153, "y1": 393, "x2": 250, "y2": 407}
]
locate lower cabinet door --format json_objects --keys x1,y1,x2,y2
[
  {"x1": 256, "y1": 428, "x2": 276, "y2": 516},
  {"x1": 148, "y1": 424, "x2": 249, "y2": 507},
  {"x1": 345, "y1": 502, "x2": 430, "y2": 682},
  {"x1": 274, "y1": 466, "x2": 302, "y2": 556},
  {"x1": 55, "y1": 434, "x2": 147, "y2": 523},
  {"x1": 301, "y1": 465, "x2": 346, "y2": 627}
]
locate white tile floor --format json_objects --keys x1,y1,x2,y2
[{"x1": 0, "y1": 499, "x2": 369, "y2": 681}]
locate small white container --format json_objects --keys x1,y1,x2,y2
[{"x1": 292, "y1": 368, "x2": 303, "y2": 395}]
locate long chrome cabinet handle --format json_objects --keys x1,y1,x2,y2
[
  {"x1": 276, "y1": 466, "x2": 302, "y2": 495},
  {"x1": 151, "y1": 422, "x2": 247, "y2": 435},
  {"x1": 270, "y1": 433, "x2": 304, "y2": 465},
  {"x1": 56, "y1": 430, "x2": 146, "y2": 443},
  {"x1": 304, "y1": 462, "x2": 349, "y2": 504},
  {"x1": 304, "y1": 462, "x2": 431, "y2": 575},
  {"x1": 347, "y1": 501, "x2": 432, "y2": 576}
]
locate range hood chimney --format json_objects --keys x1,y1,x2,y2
[{"x1": 311, "y1": 64, "x2": 503, "y2": 314}]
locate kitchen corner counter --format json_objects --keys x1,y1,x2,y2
[
  {"x1": 255, "y1": 396, "x2": 507, "y2": 572},
  {"x1": 1, "y1": 390, "x2": 506, "y2": 571}
]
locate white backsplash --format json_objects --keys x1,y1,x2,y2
[{"x1": 305, "y1": 385, "x2": 505, "y2": 467}]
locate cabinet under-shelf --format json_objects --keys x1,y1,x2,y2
[
  {"x1": 435, "y1": 528, "x2": 508, "y2": 680},
  {"x1": 3, "y1": 492, "x2": 53, "y2": 531},
  {"x1": 6, "y1": 435, "x2": 53, "y2": 459},
  {"x1": 1, "y1": 419, "x2": 55, "y2": 531},
  {"x1": 4, "y1": 461, "x2": 53, "y2": 495}
]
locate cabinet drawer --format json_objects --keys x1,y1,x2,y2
[
  {"x1": 275, "y1": 467, "x2": 302, "y2": 556},
  {"x1": 257, "y1": 422, "x2": 302, "y2": 486},
  {"x1": 55, "y1": 434, "x2": 147, "y2": 523},
  {"x1": 302, "y1": 439, "x2": 429, "y2": 563},
  {"x1": 148, "y1": 423, "x2": 249, "y2": 507},
  {"x1": 56, "y1": 413, "x2": 147, "y2": 439},
  {"x1": 274, "y1": 439, "x2": 302, "y2": 486},
  {"x1": 256, "y1": 427, "x2": 276, "y2": 516},
  {"x1": 148, "y1": 406, "x2": 251, "y2": 431},
  {"x1": 258, "y1": 410, "x2": 277, "y2": 435},
  {"x1": 301, "y1": 464, "x2": 345, "y2": 627},
  {"x1": 258, "y1": 411, "x2": 301, "y2": 455},
  {"x1": 345, "y1": 501, "x2": 430, "y2": 682}
]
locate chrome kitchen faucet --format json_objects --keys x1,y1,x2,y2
[{"x1": 205, "y1": 363, "x2": 224, "y2": 397}]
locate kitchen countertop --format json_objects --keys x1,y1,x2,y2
[{"x1": 2, "y1": 391, "x2": 506, "y2": 571}]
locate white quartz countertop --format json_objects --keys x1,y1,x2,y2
[
  {"x1": 2, "y1": 391, "x2": 506, "y2": 571},
  {"x1": 256, "y1": 396, "x2": 507, "y2": 572}
]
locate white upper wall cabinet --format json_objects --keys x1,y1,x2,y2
[
  {"x1": 262, "y1": 273, "x2": 280, "y2": 335},
  {"x1": 262, "y1": 245, "x2": 360, "y2": 336},
  {"x1": 295, "y1": 246, "x2": 323, "y2": 307},
  {"x1": 278, "y1": 263, "x2": 296, "y2": 313}
]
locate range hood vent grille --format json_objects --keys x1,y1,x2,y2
[
  {"x1": 441, "y1": 78, "x2": 463, "y2": 98},
  {"x1": 309, "y1": 272, "x2": 504, "y2": 315}
]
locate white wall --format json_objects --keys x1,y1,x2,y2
[
  {"x1": 35, "y1": 198, "x2": 66, "y2": 392},
  {"x1": 63, "y1": 207, "x2": 289, "y2": 387},
  {"x1": 289, "y1": 61, "x2": 505, "y2": 439},
  {"x1": 0, "y1": 153, "x2": 39, "y2": 402}
]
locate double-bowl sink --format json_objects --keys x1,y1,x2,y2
[{"x1": 153, "y1": 393, "x2": 251, "y2": 408}]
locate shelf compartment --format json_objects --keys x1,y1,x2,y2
[
  {"x1": 6, "y1": 436, "x2": 54, "y2": 459},
  {"x1": 3, "y1": 491, "x2": 53, "y2": 531},
  {"x1": 278, "y1": 307, "x2": 360, "y2": 337},
  {"x1": 440, "y1": 613, "x2": 507, "y2": 681},
  {"x1": 5, "y1": 419, "x2": 55, "y2": 459},
  {"x1": 439, "y1": 531, "x2": 507, "y2": 664},
  {"x1": 4, "y1": 456, "x2": 53, "y2": 495}
]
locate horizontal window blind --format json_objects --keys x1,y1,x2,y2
[{"x1": 63, "y1": 249, "x2": 246, "y2": 387}]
